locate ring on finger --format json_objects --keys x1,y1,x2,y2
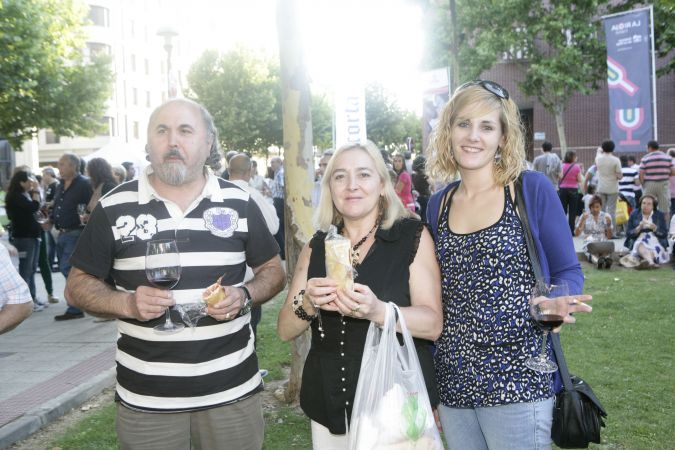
[
  {"x1": 351, "y1": 304, "x2": 360, "y2": 313},
  {"x1": 569, "y1": 298, "x2": 578, "y2": 305},
  {"x1": 225, "y1": 312, "x2": 231, "y2": 320}
]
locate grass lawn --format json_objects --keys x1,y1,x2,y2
[{"x1": 44, "y1": 267, "x2": 673, "y2": 449}]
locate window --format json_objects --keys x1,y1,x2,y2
[
  {"x1": 87, "y1": 42, "x2": 111, "y2": 58},
  {"x1": 133, "y1": 121, "x2": 140, "y2": 139},
  {"x1": 88, "y1": 5, "x2": 110, "y2": 27},
  {"x1": 144, "y1": 58, "x2": 150, "y2": 75},
  {"x1": 130, "y1": 20, "x2": 135, "y2": 37},
  {"x1": 132, "y1": 88, "x2": 138, "y2": 106},
  {"x1": 45, "y1": 130, "x2": 60, "y2": 144},
  {"x1": 146, "y1": 91, "x2": 151, "y2": 108},
  {"x1": 130, "y1": 54, "x2": 136, "y2": 72}
]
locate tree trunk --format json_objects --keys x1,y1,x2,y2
[
  {"x1": 277, "y1": 0, "x2": 316, "y2": 405},
  {"x1": 553, "y1": 104, "x2": 568, "y2": 160}
]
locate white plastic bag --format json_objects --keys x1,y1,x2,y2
[{"x1": 348, "y1": 303, "x2": 443, "y2": 450}]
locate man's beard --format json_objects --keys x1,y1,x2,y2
[{"x1": 153, "y1": 161, "x2": 189, "y2": 186}]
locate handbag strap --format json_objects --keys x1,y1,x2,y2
[{"x1": 514, "y1": 174, "x2": 574, "y2": 393}]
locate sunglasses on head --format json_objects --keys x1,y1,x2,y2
[{"x1": 457, "y1": 80, "x2": 509, "y2": 100}]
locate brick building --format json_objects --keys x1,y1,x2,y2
[{"x1": 479, "y1": 57, "x2": 674, "y2": 170}]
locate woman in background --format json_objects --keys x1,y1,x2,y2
[
  {"x1": 392, "y1": 152, "x2": 416, "y2": 213},
  {"x1": 5, "y1": 169, "x2": 46, "y2": 311},
  {"x1": 558, "y1": 150, "x2": 583, "y2": 234},
  {"x1": 83, "y1": 158, "x2": 119, "y2": 222},
  {"x1": 623, "y1": 194, "x2": 669, "y2": 269}
]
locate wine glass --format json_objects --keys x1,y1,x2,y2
[
  {"x1": 525, "y1": 278, "x2": 569, "y2": 373},
  {"x1": 77, "y1": 203, "x2": 88, "y2": 225},
  {"x1": 146, "y1": 239, "x2": 184, "y2": 333}
]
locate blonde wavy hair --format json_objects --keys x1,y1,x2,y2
[
  {"x1": 314, "y1": 141, "x2": 411, "y2": 231},
  {"x1": 426, "y1": 83, "x2": 526, "y2": 186}
]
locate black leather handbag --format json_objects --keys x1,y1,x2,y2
[
  {"x1": 514, "y1": 175, "x2": 607, "y2": 448},
  {"x1": 550, "y1": 338, "x2": 607, "y2": 448}
]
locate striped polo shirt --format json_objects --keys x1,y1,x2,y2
[
  {"x1": 640, "y1": 151, "x2": 674, "y2": 182},
  {"x1": 70, "y1": 167, "x2": 279, "y2": 412},
  {"x1": 619, "y1": 166, "x2": 639, "y2": 198}
]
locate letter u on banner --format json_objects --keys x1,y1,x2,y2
[{"x1": 603, "y1": 8, "x2": 654, "y2": 152}]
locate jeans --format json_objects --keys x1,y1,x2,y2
[
  {"x1": 438, "y1": 397, "x2": 554, "y2": 450},
  {"x1": 558, "y1": 188, "x2": 579, "y2": 234},
  {"x1": 38, "y1": 230, "x2": 53, "y2": 295},
  {"x1": 11, "y1": 237, "x2": 40, "y2": 301},
  {"x1": 56, "y1": 229, "x2": 83, "y2": 314}
]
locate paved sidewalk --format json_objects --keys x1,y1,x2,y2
[{"x1": 0, "y1": 270, "x2": 117, "y2": 449}]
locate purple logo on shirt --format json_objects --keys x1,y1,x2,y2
[{"x1": 203, "y1": 207, "x2": 239, "y2": 238}]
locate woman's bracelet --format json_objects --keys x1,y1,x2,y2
[{"x1": 292, "y1": 289, "x2": 318, "y2": 321}]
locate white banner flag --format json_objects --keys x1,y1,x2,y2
[{"x1": 334, "y1": 83, "x2": 367, "y2": 147}]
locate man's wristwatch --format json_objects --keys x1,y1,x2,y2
[
  {"x1": 292, "y1": 289, "x2": 317, "y2": 321},
  {"x1": 238, "y1": 285, "x2": 253, "y2": 316}
]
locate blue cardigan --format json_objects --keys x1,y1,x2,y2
[{"x1": 426, "y1": 170, "x2": 584, "y2": 295}]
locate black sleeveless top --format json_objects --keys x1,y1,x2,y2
[{"x1": 299, "y1": 218, "x2": 439, "y2": 435}]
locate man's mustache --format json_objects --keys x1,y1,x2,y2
[{"x1": 163, "y1": 149, "x2": 184, "y2": 162}]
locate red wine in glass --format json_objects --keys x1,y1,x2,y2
[
  {"x1": 146, "y1": 239, "x2": 183, "y2": 333},
  {"x1": 147, "y1": 271, "x2": 180, "y2": 290},
  {"x1": 525, "y1": 279, "x2": 569, "y2": 373},
  {"x1": 535, "y1": 314, "x2": 565, "y2": 331}
]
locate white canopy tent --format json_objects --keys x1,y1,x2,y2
[{"x1": 83, "y1": 141, "x2": 150, "y2": 177}]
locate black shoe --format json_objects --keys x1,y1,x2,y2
[
  {"x1": 604, "y1": 258, "x2": 613, "y2": 269},
  {"x1": 54, "y1": 312, "x2": 85, "y2": 321},
  {"x1": 597, "y1": 257, "x2": 605, "y2": 270}
]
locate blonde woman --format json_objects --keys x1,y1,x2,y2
[
  {"x1": 426, "y1": 80, "x2": 592, "y2": 449},
  {"x1": 278, "y1": 141, "x2": 442, "y2": 448}
]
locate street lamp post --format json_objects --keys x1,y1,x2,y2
[{"x1": 157, "y1": 26, "x2": 179, "y2": 99}]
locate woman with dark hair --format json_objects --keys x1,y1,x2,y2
[
  {"x1": 621, "y1": 194, "x2": 669, "y2": 269},
  {"x1": 83, "y1": 158, "x2": 119, "y2": 222},
  {"x1": 5, "y1": 169, "x2": 46, "y2": 311},
  {"x1": 575, "y1": 194, "x2": 614, "y2": 269},
  {"x1": 558, "y1": 150, "x2": 584, "y2": 234},
  {"x1": 412, "y1": 155, "x2": 431, "y2": 220},
  {"x1": 392, "y1": 152, "x2": 415, "y2": 212}
]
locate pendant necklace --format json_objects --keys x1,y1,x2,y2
[{"x1": 346, "y1": 221, "x2": 379, "y2": 268}]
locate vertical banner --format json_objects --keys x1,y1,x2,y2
[
  {"x1": 603, "y1": 8, "x2": 654, "y2": 152},
  {"x1": 334, "y1": 83, "x2": 367, "y2": 147},
  {"x1": 421, "y1": 68, "x2": 450, "y2": 151}
]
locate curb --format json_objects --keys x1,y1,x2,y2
[{"x1": 0, "y1": 368, "x2": 116, "y2": 450}]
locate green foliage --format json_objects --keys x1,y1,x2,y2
[
  {"x1": 0, "y1": 0, "x2": 113, "y2": 148},
  {"x1": 311, "y1": 92, "x2": 333, "y2": 151},
  {"x1": 420, "y1": 0, "x2": 607, "y2": 152},
  {"x1": 186, "y1": 47, "x2": 335, "y2": 154},
  {"x1": 365, "y1": 82, "x2": 422, "y2": 152},
  {"x1": 186, "y1": 47, "x2": 281, "y2": 153}
]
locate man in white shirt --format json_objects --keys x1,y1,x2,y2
[
  {"x1": 228, "y1": 153, "x2": 280, "y2": 347},
  {"x1": 228, "y1": 154, "x2": 279, "y2": 235},
  {"x1": 595, "y1": 140, "x2": 622, "y2": 233},
  {"x1": 0, "y1": 244, "x2": 33, "y2": 334},
  {"x1": 312, "y1": 151, "x2": 333, "y2": 208}
]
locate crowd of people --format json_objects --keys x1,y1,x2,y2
[{"x1": 0, "y1": 85, "x2": 672, "y2": 449}]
